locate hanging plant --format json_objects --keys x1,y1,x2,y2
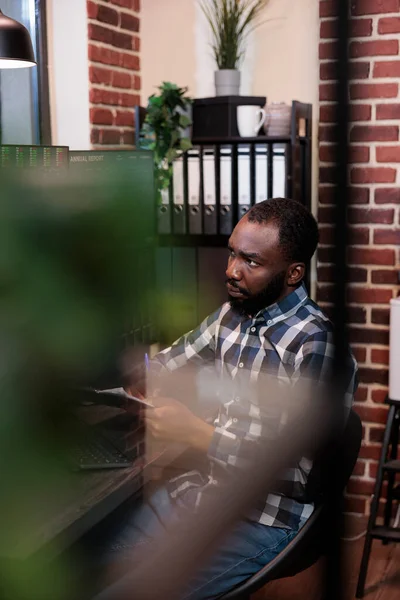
[{"x1": 140, "y1": 82, "x2": 193, "y2": 199}]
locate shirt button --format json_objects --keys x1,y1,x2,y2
[
  {"x1": 233, "y1": 418, "x2": 238, "y2": 423},
  {"x1": 267, "y1": 319, "x2": 272, "y2": 325},
  {"x1": 250, "y1": 327, "x2": 256, "y2": 333},
  {"x1": 238, "y1": 362, "x2": 244, "y2": 368},
  {"x1": 235, "y1": 396, "x2": 240, "y2": 402}
]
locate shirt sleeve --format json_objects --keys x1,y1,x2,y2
[
  {"x1": 291, "y1": 329, "x2": 358, "y2": 415},
  {"x1": 150, "y1": 307, "x2": 221, "y2": 375},
  {"x1": 206, "y1": 329, "x2": 358, "y2": 473}
]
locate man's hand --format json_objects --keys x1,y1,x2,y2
[{"x1": 145, "y1": 397, "x2": 214, "y2": 453}]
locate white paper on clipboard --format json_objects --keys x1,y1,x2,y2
[{"x1": 94, "y1": 387, "x2": 154, "y2": 409}]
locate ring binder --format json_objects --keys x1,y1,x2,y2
[
  {"x1": 220, "y1": 146, "x2": 233, "y2": 235},
  {"x1": 188, "y1": 149, "x2": 202, "y2": 234},
  {"x1": 158, "y1": 187, "x2": 172, "y2": 234},
  {"x1": 203, "y1": 148, "x2": 217, "y2": 234},
  {"x1": 172, "y1": 157, "x2": 186, "y2": 234},
  {"x1": 238, "y1": 144, "x2": 251, "y2": 218}
]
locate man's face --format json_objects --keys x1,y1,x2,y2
[{"x1": 225, "y1": 217, "x2": 291, "y2": 315}]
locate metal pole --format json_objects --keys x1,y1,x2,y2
[{"x1": 323, "y1": 1, "x2": 350, "y2": 599}]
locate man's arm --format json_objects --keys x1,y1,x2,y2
[
  {"x1": 151, "y1": 306, "x2": 224, "y2": 374},
  {"x1": 123, "y1": 306, "x2": 224, "y2": 399}
]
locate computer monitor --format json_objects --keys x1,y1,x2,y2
[{"x1": 69, "y1": 149, "x2": 157, "y2": 389}]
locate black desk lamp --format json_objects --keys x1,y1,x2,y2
[{"x1": 0, "y1": 9, "x2": 36, "y2": 68}]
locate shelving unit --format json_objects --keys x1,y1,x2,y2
[{"x1": 156, "y1": 100, "x2": 312, "y2": 240}]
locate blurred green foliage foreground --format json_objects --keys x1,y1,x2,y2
[{"x1": 0, "y1": 166, "x2": 155, "y2": 599}]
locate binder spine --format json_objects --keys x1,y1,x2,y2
[
  {"x1": 232, "y1": 144, "x2": 239, "y2": 226},
  {"x1": 157, "y1": 186, "x2": 172, "y2": 234},
  {"x1": 215, "y1": 145, "x2": 221, "y2": 235},
  {"x1": 250, "y1": 143, "x2": 256, "y2": 208},
  {"x1": 219, "y1": 145, "x2": 233, "y2": 235},
  {"x1": 199, "y1": 146, "x2": 205, "y2": 235},
  {"x1": 172, "y1": 157, "x2": 186, "y2": 234},
  {"x1": 267, "y1": 142, "x2": 273, "y2": 199},
  {"x1": 188, "y1": 149, "x2": 202, "y2": 234},
  {"x1": 203, "y1": 147, "x2": 217, "y2": 235}
]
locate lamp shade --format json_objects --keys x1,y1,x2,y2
[{"x1": 0, "y1": 9, "x2": 36, "y2": 68}]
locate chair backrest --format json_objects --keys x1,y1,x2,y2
[
  {"x1": 330, "y1": 408, "x2": 362, "y2": 493},
  {"x1": 220, "y1": 409, "x2": 362, "y2": 599},
  {"x1": 307, "y1": 409, "x2": 362, "y2": 504}
]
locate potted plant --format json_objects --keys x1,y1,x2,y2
[
  {"x1": 200, "y1": 0, "x2": 268, "y2": 96},
  {"x1": 140, "y1": 82, "x2": 193, "y2": 202}
]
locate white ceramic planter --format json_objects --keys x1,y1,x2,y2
[{"x1": 214, "y1": 69, "x2": 241, "y2": 96}]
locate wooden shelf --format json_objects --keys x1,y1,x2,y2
[
  {"x1": 158, "y1": 234, "x2": 230, "y2": 247},
  {"x1": 192, "y1": 135, "x2": 293, "y2": 144}
]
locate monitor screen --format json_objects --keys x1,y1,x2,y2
[
  {"x1": 0, "y1": 144, "x2": 69, "y2": 172},
  {"x1": 69, "y1": 149, "x2": 157, "y2": 387}
]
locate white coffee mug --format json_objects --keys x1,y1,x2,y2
[{"x1": 237, "y1": 105, "x2": 266, "y2": 138}]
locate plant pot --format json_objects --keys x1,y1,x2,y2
[{"x1": 214, "y1": 69, "x2": 241, "y2": 97}]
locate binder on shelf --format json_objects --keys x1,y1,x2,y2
[
  {"x1": 203, "y1": 149, "x2": 217, "y2": 235},
  {"x1": 238, "y1": 145, "x2": 251, "y2": 219},
  {"x1": 172, "y1": 157, "x2": 186, "y2": 234},
  {"x1": 273, "y1": 147, "x2": 286, "y2": 198},
  {"x1": 219, "y1": 146, "x2": 233, "y2": 235},
  {"x1": 255, "y1": 145, "x2": 268, "y2": 204},
  {"x1": 188, "y1": 149, "x2": 202, "y2": 234},
  {"x1": 157, "y1": 187, "x2": 172, "y2": 234}
]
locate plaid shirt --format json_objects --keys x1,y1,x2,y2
[{"x1": 152, "y1": 283, "x2": 358, "y2": 530}]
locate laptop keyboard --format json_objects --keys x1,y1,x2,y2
[{"x1": 70, "y1": 433, "x2": 132, "y2": 470}]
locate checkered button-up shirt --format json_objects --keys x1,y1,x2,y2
[{"x1": 151, "y1": 283, "x2": 358, "y2": 530}]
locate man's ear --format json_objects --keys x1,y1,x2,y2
[{"x1": 287, "y1": 263, "x2": 305, "y2": 286}]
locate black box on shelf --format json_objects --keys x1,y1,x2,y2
[{"x1": 192, "y1": 96, "x2": 266, "y2": 140}]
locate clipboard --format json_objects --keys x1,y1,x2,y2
[{"x1": 84, "y1": 387, "x2": 154, "y2": 409}]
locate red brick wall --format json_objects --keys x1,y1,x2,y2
[
  {"x1": 87, "y1": 0, "x2": 141, "y2": 149},
  {"x1": 319, "y1": 0, "x2": 400, "y2": 515}
]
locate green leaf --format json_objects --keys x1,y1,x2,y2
[
  {"x1": 179, "y1": 114, "x2": 192, "y2": 128},
  {"x1": 143, "y1": 81, "x2": 193, "y2": 193},
  {"x1": 180, "y1": 138, "x2": 193, "y2": 152}
]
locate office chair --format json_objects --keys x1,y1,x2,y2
[{"x1": 220, "y1": 409, "x2": 362, "y2": 599}]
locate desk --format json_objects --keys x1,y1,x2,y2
[{"x1": 5, "y1": 406, "x2": 187, "y2": 562}]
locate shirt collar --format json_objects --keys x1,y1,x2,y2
[{"x1": 256, "y1": 282, "x2": 309, "y2": 323}]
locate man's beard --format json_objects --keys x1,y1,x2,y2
[{"x1": 228, "y1": 271, "x2": 287, "y2": 316}]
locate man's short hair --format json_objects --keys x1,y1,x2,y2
[{"x1": 245, "y1": 198, "x2": 319, "y2": 264}]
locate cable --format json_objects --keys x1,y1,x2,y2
[{"x1": 341, "y1": 529, "x2": 367, "y2": 542}]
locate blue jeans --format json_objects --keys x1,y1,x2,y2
[{"x1": 94, "y1": 485, "x2": 298, "y2": 600}]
